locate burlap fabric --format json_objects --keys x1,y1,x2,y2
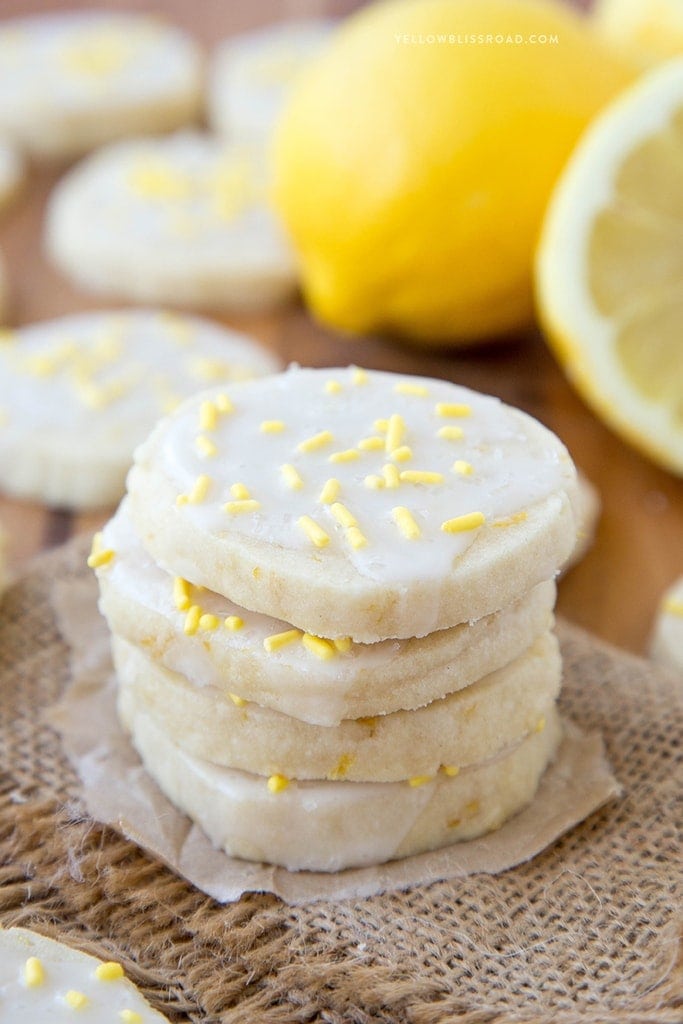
[{"x1": 0, "y1": 536, "x2": 681, "y2": 1023}]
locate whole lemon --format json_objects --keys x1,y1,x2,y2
[{"x1": 272, "y1": 0, "x2": 633, "y2": 345}]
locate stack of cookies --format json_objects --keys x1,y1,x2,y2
[{"x1": 91, "y1": 366, "x2": 579, "y2": 873}]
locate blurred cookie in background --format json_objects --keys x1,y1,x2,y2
[
  {"x1": 651, "y1": 576, "x2": 683, "y2": 675},
  {"x1": 0, "y1": 138, "x2": 23, "y2": 214}
]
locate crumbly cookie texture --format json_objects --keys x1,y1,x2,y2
[
  {"x1": 127, "y1": 365, "x2": 579, "y2": 641},
  {"x1": 0, "y1": 11, "x2": 201, "y2": 160},
  {"x1": 121, "y1": 702, "x2": 562, "y2": 873},
  {"x1": 651, "y1": 575, "x2": 683, "y2": 674},
  {"x1": 0, "y1": 927, "x2": 171, "y2": 1022},
  {"x1": 0, "y1": 310, "x2": 279, "y2": 509},
  {"x1": 95, "y1": 500, "x2": 555, "y2": 725},
  {"x1": 208, "y1": 20, "x2": 334, "y2": 144},
  {"x1": 46, "y1": 132, "x2": 298, "y2": 310}
]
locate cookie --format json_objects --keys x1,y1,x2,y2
[
  {"x1": 127, "y1": 365, "x2": 579, "y2": 641},
  {"x1": 120, "y1": 701, "x2": 562, "y2": 872},
  {"x1": 651, "y1": 576, "x2": 683, "y2": 674},
  {"x1": 0, "y1": 310, "x2": 279, "y2": 509},
  {"x1": 0, "y1": 518, "x2": 7, "y2": 598},
  {"x1": 563, "y1": 471, "x2": 600, "y2": 573},
  {"x1": 96, "y1": 500, "x2": 556, "y2": 724},
  {"x1": 0, "y1": 926, "x2": 170, "y2": 1022},
  {"x1": 208, "y1": 20, "x2": 334, "y2": 145},
  {"x1": 0, "y1": 11, "x2": 201, "y2": 160},
  {"x1": 0, "y1": 248, "x2": 7, "y2": 324},
  {"x1": 0, "y1": 138, "x2": 23, "y2": 214},
  {"x1": 46, "y1": 132, "x2": 298, "y2": 311},
  {"x1": 114, "y1": 630, "x2": 560, "y2": 782}
]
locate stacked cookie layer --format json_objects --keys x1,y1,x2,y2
[{"x1": 92, "y1": 366, "x2": 579, "y2": 872}]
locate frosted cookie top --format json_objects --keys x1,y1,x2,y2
[
  {"x1": 129, "y1": 366, "x2": 578, "y2": 639},
  {"x1": 0, "y1": 927, "x2": 170, "y2": 1023},
  {"x1": 0, "y1": 310, "x2": 279, "y2": 508},
  {"x1": 0, "y1": 12, "x2": 201, "y2": 157}
]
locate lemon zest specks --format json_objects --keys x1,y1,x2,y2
[
  {"x1": 298, "y1": 429, "x2": 333, "y2": 453},
  {"x1": 329, "y1": 753, "x2": 354, "y2": 780},
  {"x1": 267, "y1": 774, "x2": 290, "y2": 793},
  {"x1": 400, "y1": 470, "x2": 443, "y2": 485},
  {"x1": 435, "y1": 402, "x2": 471, "y2": 418},
  {"x1": 302, "y1": 633, "x2": 336, "y2": 660},
  {"x1": 392, "y1": 506, "x2": 421, "y2": 540},
  {"x1": 224, "y1": 499, "x2": 261, "y2": 514},
  {"x1": 319, "y1": 478, "x2": 340, "y2": 504},
  {"x1": 441, "y1": 511, "x2": 486, "y2": 533},
  {"x1": 229, "y1": 693, "x2": 247, "y2": 707},
  {"x1": 535, "y1": 716, "x2": 547, "y2": 733},
  {"x1": 441, "y1": 765, "x2": 460, "y2": 777},
  {"x1": 298, "y1": 515, "x2": 330, "y2": 547},
  {"x1": 264, "y1": 629, "x2": 302, "y2": 652}
]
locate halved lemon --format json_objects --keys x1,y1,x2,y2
[
  {"x1": 536, "y1": 59, "x2": 683, "y2": 475},
  {"x1": 593, "y1": 0, "x2": 683, "y2": 68}
]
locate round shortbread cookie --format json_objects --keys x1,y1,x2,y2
[
  {"x1": 127, "y1": 365, "x2": 579, "y2": 641},
  {"x1": 208, "y1": 20, "x2": 334, "y2": 144},
  {"x1": 0, "y1": 248, "x2": 7, "y2": 324},
  {"x1": 95, "y1": 500, "x2": 556, "y2": 724},
  {"x1": 120, "y1": 702, "x2": 562, "y2": 872},
  {"x1": 113, "y1": 630, "x2": 560, "y2": 782},
  {"x1": 0, "y1": 310, "x2": 279, "y2": 509},
  {"x1": 46, "y1": 132, "x2": 298, "y2": 311},
  {"x1": 651, "y1": 576, "x2": 683, "y2": 674},
  {"x1": 0, "y1": 138, "x2": 23, "y2": 214},
  {"x1": 564, "y1": 471, "x2": 600, "y2": 573},
  {"x1": 0, "y1": 11, "x2": 201, "y2": 161},
  {"x1": 0, "y1": 926, "x2": 170, "y2": 1022}
]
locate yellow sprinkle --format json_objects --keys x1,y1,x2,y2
[
  {"x1": 346, "y1": 526, "x2": 368, "y2": 549},
  {"x1": 357, "y1": 435, "x2": 385, "y2": 451},
  {"x1": 264, "y1": 628, "x2": 302, "y2": 652},
  {"x1": 330, "y1": 502, "x2": 357, "y2": 528},
  {"x1": 394, "y1": 382, "x2": 429, "y2": 397},
  {"x1": 325, "y1": 380, "x2": 343, "y2": 394},
  {"x1": 437, "y1": 425, "x2": 465, "y2": 441},
  {"x1": 95, "y1": 962, "x2": 124, "y2": 981},
  {"x1": 333, "y1": 637, "x2": 352, "y2": 653},
  {"x1": 492, "y1": 511, "x2": 528, "y2": 528},
  {"x1": 87, "y1": 533, "x2": 115, "y2": 569},
  {"x1": 302, "y1": 633, "x2": 337, "y2": 660},
  {"x1": 260, "y1": 419, "x2": 285, "y2": 433},
  {"x1": 358, "y1": 716, "x2": 377, "y2": 730},
  {"x1": 664, "y1": 597, "x2": 683, "y2": 616},
  {"x1": 382, "y1": 464, "x2": 401, "y2": 489},
  {"x1": 177, "y1": 474, "x2": 212, "y2": 506},
  {"x1": 441, "y1": 765, "x2": 460, "y2": 778},
  {"x1": 374, "y1": 418, "x2": 389, "y2": 432},
  {"x1": 24, "y1": 957, "x2": 45, "y2": 988},
  {"x1": 400, "y1": 470, "x2": 444, "y2": 485},
  {"x1": 230, "y1": 482, "x2": 250, "y2": 500},
  {"x1": 385, "y1": 413, "x2": 406, "y2": 453},
  {"x1": 298, "y1": 429, "x2": 333, "y2": 453},
  {"x1": 329, "y1": 753, "x2": 354, "y2": 780},
  {"x1": 435, "y1": 402, "x2": 471, "y2": 418},
  {"x1": 318, "y1": 478, "x2": 340, "y2": 504},
  {"x1": 364, "y1": 474, "x2": 385, "y2": 490},
  {"x1": 196, "y1": 434, "x2": 218, "y2": 458},
  {"x1": 535, "y1": 716, "x2": 546, "y2": 733},
  {"x1": 65, "y1": 990, "x2": 89, "y2": 1010},
  {"x1": 441, "y1": 511, "x2": 486, "y2": 533},
  {"x1": 120, "y1": 1013, "x2": 142, "y2": 1024},
  {"x1": 298, "y1": 515, "x2": 330, "y2": 548},
  {"x1": 184, "y1": 605, "x2": 202, "y2": 636},
  {"x1": 281, "y1": 463, "x2": 303, "y2": 490},
  {"x1": 224, "y1": 499, "x2": 261, "y2": 514},
  {"x1": 215, "y1": 393, "x2": 233, "y2": 414},
  {"x1": 199, "y1": 400, "x2": 218, "y2": 431},
  {"x1": 392, "y1": 506, "x2": 421, "y2": 540},
  {"x1": 329, "y1": 449, "x2": 360, "y2": 464},
  {"x1": 190, "y1": 357, "x2": 231, "y2": 382},
  {"x1": 352, "y1": 366, "x2": 368, "y2": 385},
  {"x1": 408, "y1": 775, "x2": 433, "y2": 788},
  {"x1": 453, "y1": 460, "x2": 474, "y2": 476},
  {"x1": 225, "y1": 615, "x2": 244, "y2": 631},
  {"x1": 267, "y1": 774, "x2": 290, "y2": 793},
  {"x1": 173, "y1": 577, "x2": 191, "y2": 611},
  {"x1": 199, "y1": 613, "x2": 220, "y2": 632},
  {"x1": 229, "y1": 693, "x2": 247, "y2": 707}
]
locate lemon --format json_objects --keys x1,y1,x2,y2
[
  {"x1": 594, "y1": 0, "x2": 683, "y2": 67},
  {"x1": 536, "y1": 60, "x2": 683, "y2": 475},
  {"x1": 272, "y1": 0, "x2": 632, "y2": 345}
]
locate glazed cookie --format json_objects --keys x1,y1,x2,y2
[
  {"x1": 0, "y1": 138, "x2": 23, "y2": 214},
  {"x1": 0, "y1": 310, "x2": 279, "y2": 509},
  {"x1": 127, "y1": 366, "x2": 579, "y2": 641},
  {"x1": 0, "y1": 11, "x2": 201, "y2": 160},
  {"x1": 0, "y1": 927, "x2": 170, "y2": 1022},
  {"x1": 120, "y1": 701, "x2": 562, "y2": 872},
  {"x1": 651, "y1": 576, "x2": 683, "y2": 674},
  {"x1": 95, "y1": 501, "x2": 556, "y2": 724},
  {"x1": 46, "y1": 132, "x2": 298, "y2": 311},
  {"x1": 114, "y1": 631, "x2": 561, "y2": 782},
  {"x1": 209, "y1": 20, "x2": 334, "y2": 144}
]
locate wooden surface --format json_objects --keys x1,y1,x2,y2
[{"x1": 0, "y1": 0, "x2": 681, "y2": 658}]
